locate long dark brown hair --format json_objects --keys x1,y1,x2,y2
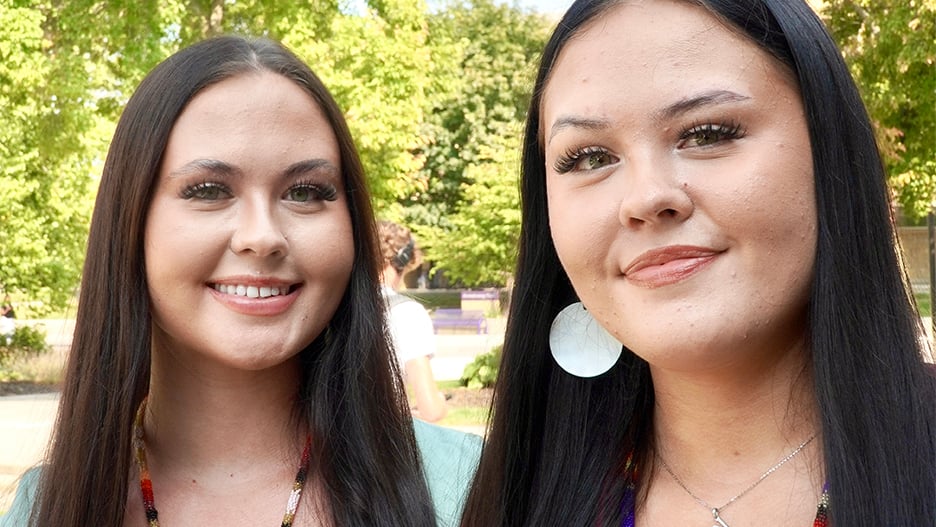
[
  {"x1": 32, "y1": 36, "x2": 435, "y2": 526},
  {"x1": 461, "y1": 0, "x2": 936, "y2": 525}
]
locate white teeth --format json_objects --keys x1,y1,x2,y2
[{"x1": 213, "y1": 284, "x2": 289, "y2": 298}]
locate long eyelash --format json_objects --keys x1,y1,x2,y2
[
  {"x1": 553, "y1": 146, "x2": 609, "y2": 174},
  {"x1": 180, "y1": 181, "x2": 226, "y2": 199},
  {"x1": 680, "y1": 120, "x2": 745, "y2": 141},
  {"x1": 292, "y1": 179, "x2": 338, "y2": 201}
]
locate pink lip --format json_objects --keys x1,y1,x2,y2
[
  {"x1": 207, "y1": 276, "x2": 301, "y2": 316},
  {"x1": 623, "y1": 245, "x2": 721, "y2": 288}
]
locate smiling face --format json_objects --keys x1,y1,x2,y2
[
  {"x1": 144, "y1": 71, "x2": 354, "y2": 372},
  {"x1": 542, "y1": 0, "x2": 817, "y2": 370}
]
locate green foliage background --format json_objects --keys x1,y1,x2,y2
[
  {"x1": 0, "y1": 0, "x2": 933, "y2": 312},
  {"x1": 822, "y1": 0, "x2": 936, "y2": 221},
  {"x1": 460, "y1": 344, "x2": 501, "y2": 389},
  {"x1": 0, "y1": 324, "x2": 50, "y2": 380}
]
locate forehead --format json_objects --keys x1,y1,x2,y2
[
  {"x1": 541, "y1": 0, "x2": 796, "y2": 129},
  {"x1": 177, "y1": 71, "x2": 328, "y2": 131},
  {"x1": 162, "y1": 71, "x2": 342, "y2": 169}
]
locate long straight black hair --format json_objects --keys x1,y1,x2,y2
[
  {"x1": 32, "y1": 36, "x2": 435, "y2": 526},
  {"x1": 461, "y1": 1, "x2": 936, "y2": 525}
]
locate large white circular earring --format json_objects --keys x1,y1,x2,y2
[{"x1": 549, "y1": 302, "x2": 623, "y2": 378}]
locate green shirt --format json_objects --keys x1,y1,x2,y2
[
  {"x1": 413, "y1": 420, "x2": 483, "y2": 526},
  {"x1": 0, "y1": 420, "x2": 481, "y2": 527}
]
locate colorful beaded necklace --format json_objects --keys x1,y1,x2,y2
[
  {"x1": 133, "y1": 399, "x2": 312, "y2": 527},
  {"x1": 619, "y1": 452, "x2": 830, "y2": 527}
]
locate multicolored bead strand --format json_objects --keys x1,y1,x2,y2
[
  {"x1": 618, "y1": 453, "x2": 830, "y2": 526},
  {"x1": 282, "y1": 435, "x2": 312, "y2": 527},
  {"x1": 620, "y1": 451, "x2": 636, "y2": 527},
  {"x1": 813, "y1": 482, "x2": 830, "y2": 527},
  {"x1": 133, "y1": 398, "x2": 313, "y2": 527},
  {"x1": 133, "y1": 402, "x2": 159, "y2": 527}
]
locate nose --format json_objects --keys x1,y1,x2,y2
[
  {"x1": 617, "y1": 159, "x2": 693, "y2": 229},
  {"x1": 229, "y1": 200, "x2": 288, "y2": 258}
]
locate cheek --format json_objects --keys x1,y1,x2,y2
[
  {"x1": 723, "y1": 157, "x2": 817, "y2": 296},
  {"x1": 143, "y1": 207, "x2": 175, "y2": 286},
  {"x1": 547, "y1": 191, "x2": 608, "y2": 288},
  {"x1": 144, "y1": 210, "x2": 220, "y2": 280},
  {"x1": 752, "y1": 174, "x2": 816, "y2": 251},
  {"x1": 300, "y1": 214, "x2": 355, "y2": 280},
  {"x1": 328, "y1": 238, "x2": 356, "y2": 281},
  {"x1": 547, "y1": 189, "x2": 579, "y2": 274}
]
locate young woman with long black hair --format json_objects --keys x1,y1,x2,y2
[
  {"x1": 2, "y1": 36, "x2": 480, "y2": 527},
  {"x1": 461, "y1": 1, "x2": 936, "y2": 525}
]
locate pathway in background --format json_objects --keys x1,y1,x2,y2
[
  {"x1": 0, "y1": 317, "x2": 505, "y2": 512},
  {"x1": 0, "y1": 393, "x2": 56, "y2": 511},
  {"x1": 431, "y1": 317, "x2": 506, "y2": 381}
]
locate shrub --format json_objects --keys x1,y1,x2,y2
[
  {"x1": 0, "y1": 324, "x2": 51, "y2": 380},
  {"x1": 460, "y1": 344, "x2": 501, "y2": 389}
]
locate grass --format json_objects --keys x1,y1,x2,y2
[
  {"x1": 438, "y1": 407, "x2": 489, "y2": 427},
  {"x1": 0, "y1": 347, "x2": 65, "y2": 385},
  {"x1": 433, "y1": 379, "x2": 490, "y2": 428},
  {"x1": 9, "y1": 351, "x2": 64, "y2": 384},
  {"x1": 916, "y1": 292, "x2": 931, "y2": 317},
  {"x1": 438, "y1": 379, "x2": 462, "y2": 390}
]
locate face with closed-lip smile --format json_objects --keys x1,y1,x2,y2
[
  {"x1": 144, "y1": 71, "x2": 353, "y2": 373},
  {"x1": 543, "y1": 0, "x2": 817, "y2": 369}
]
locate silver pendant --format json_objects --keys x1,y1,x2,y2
[{"x1": 712, "y1": 508, "x2": 730, "y2": 527}]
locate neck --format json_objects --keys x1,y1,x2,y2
[
  {"x1": 144, "y1": 348, "x2": 305, "y2": 479},
  {"x1": 649, "y1": 338, "x2": 820, "y2": 487},
  {"x1": 381, "y1": 264, "x2": 402, "y2": 290},
  {"x1": 636, "y1": 330, "x2": 825, "y2": 527}
]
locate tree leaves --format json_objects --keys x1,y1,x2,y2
[
  {"x1": 0, "y1": 0, "x2": 438, "y2": 309},
  {"x1": 406, "y1": 0, "x2": 550, "y2": 286},
  {"x1": 822, "y1": 0, "x2": 936, "y2": 220}
]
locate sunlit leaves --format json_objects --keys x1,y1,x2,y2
[
  {"x1": 823, "y1": 0, "x2": 936, "y2": 220},
  {"x1": 408, "y1": 0, "x2": 550, "y2": 286},
  {"x1": 0, "y1": 0, "x2": 553, "y2": 305}
]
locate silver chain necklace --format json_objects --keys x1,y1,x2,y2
[{"x1": 658, "y1": 433, "x2": 817, "y2": 527}]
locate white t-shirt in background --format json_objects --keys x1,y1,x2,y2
[{"x1": 382, "y1": 286, "x2": 437, "y2": 376}]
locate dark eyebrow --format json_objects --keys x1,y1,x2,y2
[
  {"x1": 546, "y1": 90, "x2": 750, "y2": 146},
  {"x1": 547, "y1": 116, "x2": 612, "y2": 145},
  {"x1": 654, "y1": 89, "x2": 751, "y2": 121},
  {"x1": 169, "y1": 158, "x2": 240, "y2": 179},
  {"x1": 283, "y1": 159, "x2": 340, "y2": 180},
  {"x1": 168, "y1": 158, "x2": 340, "y2": 181}
]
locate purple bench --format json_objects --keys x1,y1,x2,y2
[{"x1": 431, "y1": 308, "x2": 488, "y2": 334}]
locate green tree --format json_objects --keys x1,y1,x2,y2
[
  {"x1": 0, "y1": 2, "x2": 95, "y2": 312},
  {"x1": 287, "y1": 0, "x2": 431, "y2": 213},
  {"x1": 420, "y1": 130, "x2": 523, "y2": 286},
  {"x1": 0, "y1": 0, "x2": 431, "y2": 312},
  {"x1": 822, "y1": 0, "x2": 936, "y2": 221},
  {"x1": 411, "y1": 0, "x2": 551, "y2": 286}
]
